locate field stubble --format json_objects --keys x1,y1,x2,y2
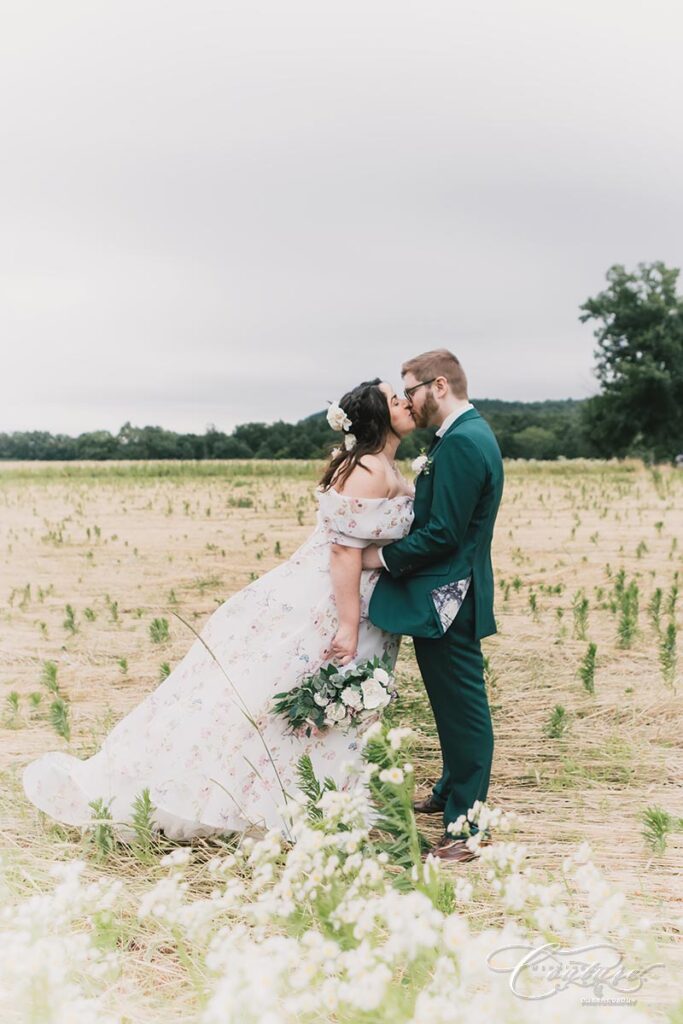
[{"x1": 1, "y1": 457, "x2": 682, "y2": 1019}]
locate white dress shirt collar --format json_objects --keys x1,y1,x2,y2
[{"x1": 435, "y1": 401, "x2": 474, "y2": 437}]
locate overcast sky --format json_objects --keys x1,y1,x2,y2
[{"x1": 1, "y1": 1, "x2": 682, "y2": 435}]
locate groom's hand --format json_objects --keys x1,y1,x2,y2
[{"x1": 361, "y1": 545, "x2": 383, "y2": 570}]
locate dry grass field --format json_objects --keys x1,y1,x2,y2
[{"x1": 1, "y1": 457, "x2": 682, "y2": 1021}]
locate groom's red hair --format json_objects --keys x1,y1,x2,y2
[{"x1": 401, "y1": 348, "x2": 469, "y2": 399}]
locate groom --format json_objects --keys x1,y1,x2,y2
[{"x1": 362, "y1": 349, "x2": 504, "y2": 862}]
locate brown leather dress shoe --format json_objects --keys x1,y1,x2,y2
[
  {"x1": 427, "y1": 836, "x2": 477, "y2": 863},
  {"x1": 412, "y1": 794, "x2": 446, "y2": 815}
]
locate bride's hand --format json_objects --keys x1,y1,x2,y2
[{"x1": 328, "y1": 624, "x2": 358, "y2": 666}]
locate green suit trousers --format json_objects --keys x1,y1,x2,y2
[{"x1": 413, "y1": 584, "x2": 494, "y2": 836}]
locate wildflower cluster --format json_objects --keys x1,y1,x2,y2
[
  {"x1": 3, "y1": 722, "x2": 663, "y2": 1023},
  {"x1": 0, "y1": 858, "x2": 121, "y2": 1024}
]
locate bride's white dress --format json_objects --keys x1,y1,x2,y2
[{"x1": 22, "y1": 487, "x2": 414, "y2": 841}]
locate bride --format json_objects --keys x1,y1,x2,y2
[{"x1": 22, "y1": 379, "x2": 417, "y2": 841}]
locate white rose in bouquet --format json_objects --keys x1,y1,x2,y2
[
  {"x1": 341, "y1": 686, "x2": 363, "y2": 710},
  {"x1": 313, "y1": 692, "x2": 330, "y2": 707},
  {"x1": 361, "y1": 678, "x2": 391, "y2": 710},
  {"x1": 324, "y1": 703, "x2": 348, "y2": 724},
  {"x1": 372, "y1": 667, "x2": 391, "y2": 686}
]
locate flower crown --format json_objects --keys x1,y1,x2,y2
[{"x1": 327, "y1": 401, "x2": 357, "y2": 452}]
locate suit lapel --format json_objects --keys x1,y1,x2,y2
[{"x1": 429, "y1": 408, "x2": 480, "y2": 459}]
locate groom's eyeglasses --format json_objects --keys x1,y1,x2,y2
[{"x1": 403, "y1": 378, "x2": 436, "y2": 401}]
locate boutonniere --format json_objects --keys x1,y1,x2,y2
[{"x1": 411, "y1": 449, "x2": 433, "y2": 477}]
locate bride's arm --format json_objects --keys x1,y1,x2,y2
[
  {"x1": 328, "y1": 545, "x2": 362, "y2": 665},
  {"x1": 327, "y1": 455, "x2": 391, "y2": 666}
]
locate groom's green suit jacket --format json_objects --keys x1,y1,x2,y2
[{"x1": 369, "y1": 408, "x2": 504, "y2": 641}]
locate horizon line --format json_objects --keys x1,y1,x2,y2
[{"x1": 0, "y1": 395, "x2": 591, "y2": 438}]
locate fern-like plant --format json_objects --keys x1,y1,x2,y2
[
  {"x1": 660, "y1": 622, "x2": 677, "y2": 688},
  {"x1": 41, "y1": 660, "x2": 59, "y2": 694},
  {"x1": 572, "y1": 591, "x2": 589, "y2": 640},
  {"x1": 545, "y1": 705, "x2": 568, "y2": 739},
  {"x1": 87, "y1": 797, "x2": 117, "y2": 861},
  {"x1": 641, "y1": 805, "x2": 683, "y2": 855},
  {"x1": 648, "y1": 588, "x2": 662, "y2": 633},
  {"x1": 149, "y1": 618, "x2": 170, "y2": 644},
  {"x1": 362, "y1": 731, "x2": 428, "y2": 871},
  {"x1": 617, "y1": 580, "x2": 639, "y2": 648},
  {"x1": 49, "y1": 696, "x2": 71, "y2": 741},
  {"x1": 578, "y1": 643, "x2": 597, "y2": 695},
  {"x1": 63, "y1": 604, "x2": 78, "y2": 635},
  {"x1": 130, "y1": 788, "x2": 159, "y2": 863},
  {"x1": 295, "y1": 754, "x2": 338, "y2": 825}
]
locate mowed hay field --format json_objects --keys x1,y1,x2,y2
[{"x1": 1, "y1": 457, "x2": 682, "y2": 1018}]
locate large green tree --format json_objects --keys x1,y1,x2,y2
[{"x1": 580, "y1": 262, "x2": 683, "y2": 461}]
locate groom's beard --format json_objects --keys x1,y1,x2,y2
[{"x1": 412, "y1": 391, "x2": 439, "y2": 430}]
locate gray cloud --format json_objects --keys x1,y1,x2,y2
[{"x1": 1, "y1": 0, "x2": 681, "y2": 434}]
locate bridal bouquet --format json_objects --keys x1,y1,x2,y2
[{"x1": 272, "y1": 656, "x2": 397, "y2": 737}]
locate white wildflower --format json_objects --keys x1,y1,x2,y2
[
  {"x1": 454, "y1": 877, "x2": 474, "y2": 903},
  {"x1": 443, "y1": 913, "x2": 469, "y2": 951},
  {"x1": 447, "y1": 814, "x2": 467, "y2": 836},
  {"x1": 386, "y1": 726, "x2": 415, "y2": 749},
  {"x1": 360, "y1": 721, "x2": 383, "y2": 743},
  {"x1": 160, "y1": 848, "x2": 192, "y2": 869}
]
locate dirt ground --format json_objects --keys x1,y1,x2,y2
[{"x1": 1, "y1": 458, "x2": 682, "y2": 1016}]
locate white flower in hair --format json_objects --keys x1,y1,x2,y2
[
  {"x1": 344, "y1": 433, "x2": 357, "y2": 451},
  {"x1": 327, "y1": 401, "x2": 352, "y2": 432}
]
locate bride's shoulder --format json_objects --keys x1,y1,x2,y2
[
  {"x1": 327, "y1": 455, "x2": 391, "y2": 501},
  {"x1": 398, "y1": 475, "x2": 416, "y2": 499}
]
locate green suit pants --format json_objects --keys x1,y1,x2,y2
[{"x1": 413, "y1": 585, "x2": 494, "y2": 836}]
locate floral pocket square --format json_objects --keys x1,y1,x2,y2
[{"x1": 431, "y1": 576, "x2": 472, "y2": 632}]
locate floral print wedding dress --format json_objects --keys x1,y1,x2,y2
[{"x1": 22, "y1": 487, "x2": 414, "y2": 841}]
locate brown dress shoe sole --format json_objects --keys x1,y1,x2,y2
[
  {"x1": 422, "y1": 835, "x2": 493, "y2": 864},
  {"x1": 429, "y1": 840, "x2": 477, "y2": 863},
  {"x1": 412, "y1": 798, "x2": 446, "y2": 815}
]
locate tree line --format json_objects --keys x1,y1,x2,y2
[
  {"x1": 3, "y1": 262, "x2": 681, "y2": 463},
  {"x1": 0, "y1": 399, "x2": 609, "y2": 463}
]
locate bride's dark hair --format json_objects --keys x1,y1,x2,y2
[{"x1": 319, "y1": 378, "x2": 400, "y2": 492}]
